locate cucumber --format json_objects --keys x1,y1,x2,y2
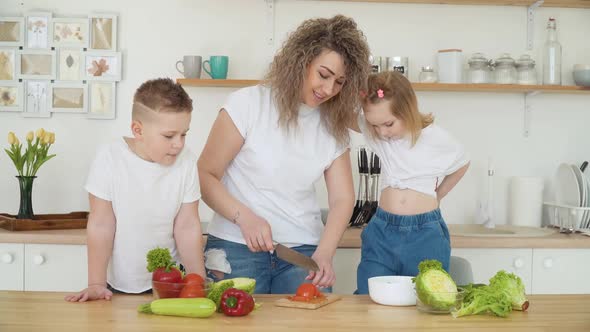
[{"x1": 138, "y1": 298, "x2": 216, "y2": 318}]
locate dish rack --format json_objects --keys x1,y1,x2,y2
[{"x1": 544, "y1": 202, "x2": 590, "y2": 233}]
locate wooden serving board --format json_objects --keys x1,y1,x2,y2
[
  {"x1": 0, "y1": 212, "x2": 88, "y2": 231},
  {"x1": 274, "y1": 295, "x2": 342, "y2": 310}
]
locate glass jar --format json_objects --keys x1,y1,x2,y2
[
  {"x1": 466, "y1": 53, "x2": 491, "y2": 84},
  {"x1": 516, "y1": 54, "x2": 537, "y2": 85},
  {"x1": 493, "y1": 53, "x2": 517, "y2": 84},
  {"x1": 419, "y1": 66, "x2": 438, "y2": 83}
]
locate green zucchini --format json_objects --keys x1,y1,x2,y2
[{"x1": 138, "y1": 298, "x2": 216, "y2": 318}]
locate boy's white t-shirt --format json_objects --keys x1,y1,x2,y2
[
  {"x1": 85, "y1": 138, "x2": 201, "y2": 293},
  {"x1": 358, "y1": 113, "x2": 469, "y2": 198},
  {"x1": 207, "y1": 85, "x2": 348, "y2": 247}
]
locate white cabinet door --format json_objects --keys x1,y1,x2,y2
[
  {"x1": 24, "y1": 244, "x2": 87, "y2": 292},
  {"x1": 451, "y1": 248, "x2": 533, "y2": 293},
  {"x1": 532, "y1": 249, "x2": 590, "y2": 294},
  {"x1": 333, "y1": 248, "x2": 361, "y2": 295},
  {"x1": 0, "y1": 243, "x2": 24, "y2": 291}
]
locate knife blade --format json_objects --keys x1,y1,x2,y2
[{"x1": 274, "y1": 243, "x2": 320, "y2": 271}]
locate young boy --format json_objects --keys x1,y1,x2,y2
[{"x1": 65, "y1": 78, "x2": 205, "y2": 302}]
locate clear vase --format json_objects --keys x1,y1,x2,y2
[{"x1": 16, "y1": 176, "x2": 36, "y2": 220}]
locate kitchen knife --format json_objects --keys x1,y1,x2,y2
[{"x1": 274, "y1": 243, "x2": 320, "y2": 272}]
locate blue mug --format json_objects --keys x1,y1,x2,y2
[{"x1": 203, "y1": 56, "x2": 229, "y2": 79}]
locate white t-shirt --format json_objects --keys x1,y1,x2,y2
[
  {"x1": 207, "y1": 85, "x2": 348, "y2": 247},
  {"x1": 358, "y1": 113, "x2": 469, "y2": 198},
  {"x1": 85, "y1": 138, "x2": 201, "y2": 293}
]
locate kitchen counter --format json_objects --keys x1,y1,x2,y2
[
  {"x1": 1, "y1": 226, "x2": 589, "y2": 248},
  {"x1": 0, "y1": 291, "x2": 588, "y2": 331}
]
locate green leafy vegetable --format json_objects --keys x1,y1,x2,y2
[
  {"x1": 413, "y1": 259, "x2": 458, "y2": 310},
  {"x1": 489, "y1": 270, "x2": 529, "y2": 311}
]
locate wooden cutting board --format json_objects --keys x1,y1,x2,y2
[{"x1": 274, "y1": 295, "x2": 342, "y2": 310}]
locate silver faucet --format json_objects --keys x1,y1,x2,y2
[{"x1": 477, "y1": 158, "x2": 495, "y2": 229}]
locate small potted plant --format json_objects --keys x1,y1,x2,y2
[{"x1": 4, "y1": 129, "x2": 56, "y2": 219}]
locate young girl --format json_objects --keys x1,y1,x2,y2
[{"x1": 353, "y1": 71, "x2": 470, "y2": 294}]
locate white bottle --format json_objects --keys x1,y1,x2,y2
[{"x1": 543, "y1": 17, "x2": 562, "y2": 85}]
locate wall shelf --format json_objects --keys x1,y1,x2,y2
[
  {"x1": 177, "y1": 79, "x2": 590, "y2": 94},
  {"x1": 315, "y1": 0, "x2": 590, "y2": 9}
]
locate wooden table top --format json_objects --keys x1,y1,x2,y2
[{"x1": 0, "y1": 292, "x2": 589, "y2": 331}]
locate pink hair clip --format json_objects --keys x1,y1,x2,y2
[{"x1": 377, "y1": 89, "x2": 384, "y2": 98}]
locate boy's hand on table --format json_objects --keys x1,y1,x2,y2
[{"x1": 64, "y1": 285, "x2": 113, "y2": 302}]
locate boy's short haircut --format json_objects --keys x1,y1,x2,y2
[{"x1": 132, "y1": 78, "x2": 193, "y2": 120}]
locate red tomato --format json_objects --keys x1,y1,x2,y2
[
  {"x1": 179, "y1": 284, "x2": 206, "y2": 298},
  {"x1": 295, "y1": 283, "x2": 319, "y2": 299},
  {"x1": 183, "y1": 273, "x2": 205, "y2": 285},
  {"x1": 152, "y1": 267, "x2": 183, "y2": 283}
]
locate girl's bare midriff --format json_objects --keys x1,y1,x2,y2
[{"x1": 379, "y1": 187, "x2": 438, "y2": 216}]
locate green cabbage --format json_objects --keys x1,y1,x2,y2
[
  {"x1": 413, "y1": 259, "x2": 458, "y2": 310},
  {"x1": 230, "y1": 277, "x2": 256, "y2": 294}
]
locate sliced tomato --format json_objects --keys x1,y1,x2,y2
[{"x1": 295, "y1": 283, "x2": 319, "y2": 299}]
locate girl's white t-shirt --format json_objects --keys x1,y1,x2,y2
[
  {"x1": 85, "y1": 138, "x2": 201, "y2": 293},
  {"x1": 207, "y1": 85, "x2": 348, "y2": 247},
  {"x1": 358, "y1": 113, "x2": 469, "y2": 198}
]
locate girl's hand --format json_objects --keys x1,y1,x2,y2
[
  {"x1": 306, "y1": 250, "x2": 336, "y2": 289},
  {"x1": 237, "y1": 212, "x2": 274, "y2": 252},
  {"x1": 64, "y1": 284, "x2": 113, "y2": 302}
]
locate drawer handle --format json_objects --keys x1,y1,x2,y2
[
  {"x1": 2, "y1": 253, "x2": 13, "y2": 264},
  {"x1": 543, "y1": 257, "x2": 553, "y2": 269},
  {"x1": 513, "y1": 258, "x2": 524, "y2": 269},
  {"x1": 34, "y1": 255, "x2": 45, "y2": 265}
]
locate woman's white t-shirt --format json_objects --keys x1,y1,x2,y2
[
  {"x1": 207, "y1": 85, "x2": 348, "y2": 247},
  {"x1": 358, "y1": 113, "x2": 469, "y2": 198},
  {"x1": 85, "y1": 138, "x2": 201, "y2": 293}
]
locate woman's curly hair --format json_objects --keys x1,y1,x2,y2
[{"x1": 264, "y1": 15, "x2": 370, "y2": 145}]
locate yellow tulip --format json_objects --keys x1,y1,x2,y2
[
  {"x1": 26, "y1": 131, "x2": 34, "y2": 142},
  {"x1": 42, "y1": 133, "x2": 51, "y2": 145},
  {"x1": 14, "y1": 137, "x2": 20, "y2": 145},
  {"x1": 36, "y1": 128, "x2": 45, "y2": 139},
  {"x1": 7, "y1": 132, "x2": 16, "y2": 145},
  {"x1": 49, "y1": 132, "x2": 55, "y2": 144}
]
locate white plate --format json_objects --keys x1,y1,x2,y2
[
  {"x1": 556, "y1": 163, "x2": 581, "y2": 206},
  {"x1": 572, "y1": 165, "x2": 587, "y2": 229}
]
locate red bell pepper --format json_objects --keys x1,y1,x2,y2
[{"x1": 220, "y1": 288, "x2": 255, "y2": 317}]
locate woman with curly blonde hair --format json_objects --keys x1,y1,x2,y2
[{"x1": 198, "y1": 15, "x2": 370, "y2": 294}]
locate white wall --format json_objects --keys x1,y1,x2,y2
[{"x1": 1, "y1": 0, "x2": 589, "y2": 226}]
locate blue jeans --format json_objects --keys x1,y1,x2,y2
[
  {"x1": 356, "y1": 207, "x2": 451, "y2": 295},
  {"x1": 204, "y1": 235, "x2": 331, "y2": 294}
]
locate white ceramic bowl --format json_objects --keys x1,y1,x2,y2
[
  {"x1": 368, "y1": 276, "x2": 416, "y2": 306},
  {"x1": 573, "y1": 64, "x2": 590, "y2": 87}
]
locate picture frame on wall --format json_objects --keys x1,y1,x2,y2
[
  {"x1": 51, "y1": 17, "x2": 89, "y2": 49},
  {"x1": 50, "y1": 82, "x2": 87, "y2": 113},
  {"x1": 18, "y1": 49, "x2": 56, "y2": 80},
  {"x1": 23, "y1": 80, "x2": 51, "y2": 118},
  {"x1": 0, "y1": 47, "x2": 19, "y2": 81},
  {"x1": 0, "y1": 81, "x2": 24, "y2": 112},
  {"x1": 57, "y1": 48, "x2": 82, "y2": 81},
  {"x1": 0, "y1": 17, "x2": 25, "y2": 47},
  {"x1": 25, "y1": 12, "x2": 52, "y2": 49},
  {"x1": 84, "y1": 51, "x2": 121, "y2": 81},
  {"x1": 87, "y1": 81, "x2": 115, "y2": 119},
  {"x1": 89, "y1": 14, "x2": 117, "y2": 51}
]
